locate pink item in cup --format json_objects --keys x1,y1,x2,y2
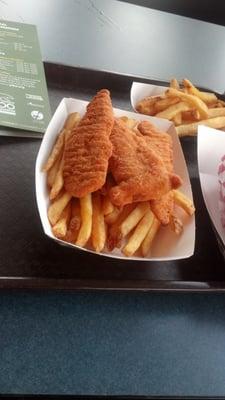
[{"x1": 218, "y1": 154, "x2": 225, "y2": 227}]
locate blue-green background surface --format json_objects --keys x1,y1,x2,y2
[{"x1": 1, "y1": 291, "x2": 225, "y2": 396}]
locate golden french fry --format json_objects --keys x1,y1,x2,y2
[
  {"x1": 120, "y1": 202, "x2": 150, "y2": 237},
  {"x1": 119, "y1": 116, "x2": 138, "y2": 130},
  {"x1": 107, "y1": 204, "x2": 136, "y2": 250},
  {"x1": 91, "y1": 192, "x2": 106, "y2": 252},
  {"x1": 194, "y1": 90, "x2": 217, "y2": 104},
  {"x1": 127, "y1": 119, "x2": 138, "y2": 131},
  {"x1": 132, "y1": 124, "x2": 141, "y2": 135},
  {"x1": 104, "y1": 207, "x2": 121, "y2": 225},
  {"x1": 45, "y1": 114, "x2": 79, "y2": 185},
  {"x1": 76, "y1": 193, "x2": 93, "y2": 247},
  {"x1": 48, "y1": 191, "x2": 72, "y2": 226},
  {"x1": 170, "y1": 78, "x2": 180, "y2": 90},
  {"x1": 64, "y1": 112, "x2": 80, "y2": 130},
  {"x1": 182, "y1": 87, "x2": 189, "y2": 93},
  {"x1": 64, "y1": 113, "x2": 81, "y2": 142},
  {"x1": 208, "y1": 101, "x2": 220, "y2": 109},
  {"x1": 173, "y1": 190, "x2": 195, "y2": 215},
  {"x1": 153, "y1": 96, "x2": 180, "y2": 113},
  {"x1": 129, "y1": 120, "x2": 138, "y2": 131},
  {"x1": 122, "y1": 209, "x2": 155, "y2": 257},
  {"x1": 208, "y1": 108, "x2": 225, "y2": 118},
  {"x1": 43, "y1": 129, "x2": 65, "y2": 172},
  {"x1": 156, "y1": 101, "x2": 190, "y2": 120},
  {"x1": 52, "y1": 202, "x2": 71, "y2": 239},
  {"x1": 136, "y1": 96, "x2": 163, "y2": 116},
  {"x1": 166, "y1": 88, "x2": 208, "y2": 119},
  {"x1": 136, "y1": 104, "x2": 156, "y2": 116},
  {"x1": 65, "y1": 199, "x2": 81, "y2": 243},
  {"x1": 169, "y1": 214, "x2": 183, "y2": 235},
  {"x1": 181, "y1": 109, "x2": 200, "y2": 122},
  {"x1": 118, "y1": 116, "x2": 129, "y2": 123},
  {"x1": 47, "y1": 154, "x2": 62, "y2": 188},
  {"x1": 49, "y1": 156, "x2": 64, "y2": 200},
  {"x1": 172, "y1": 112, "x2": 182, "y2": 126},
  {"x1": 141, "y1": 217, "x2": 160, "y2": 257},
  {"x1": 183, "y1": 79, "x2": 217, "y2": 104},
  {"x1": 176, "y1": 116, "x2": 225, "y2": 137},
  {"x1": 102, "y1": 195, "x2": 114, "y2": 216},
  {"x1": 217, "y1": 100, "x2": 225, "y2": 107}
]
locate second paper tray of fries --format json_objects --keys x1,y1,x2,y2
[
  {"x1": 131, "y1": 79, "x2": 225, "y2": 137},
  {"x1": 35, "y1": 96, "x2": 195, "y2": 261}
]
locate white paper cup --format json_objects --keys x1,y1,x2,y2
[{"x1": 198, "y1": 125, "x2": 225, "y2": 257}]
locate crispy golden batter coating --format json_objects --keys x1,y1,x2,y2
[
  {"x1": 138, "y1": 120, "x2": 182, "y2": 224},
  {"x1": 151, "y1": 191, "x2": 174, "y2": 225},
  {"x1": 63, "y1": 89, "x2": 114, "y2": 197},
  {"x1": 109, "y1": 119, "x2": 176, "y2": 207}
]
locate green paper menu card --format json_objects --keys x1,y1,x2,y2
[{"x1": 0, "y1": 19, "x2": 51, "y2": 137}]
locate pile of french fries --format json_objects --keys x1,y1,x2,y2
[
  {"x1": 43, "y1": 112, "x2": 195, "y2": 258},
  {"x1": 136, "y1": 78, "x2": 225, "y2": 137}
]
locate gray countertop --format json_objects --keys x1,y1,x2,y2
[{"x1": 1, "y1": 0, "x2": 225, "y2": 93}]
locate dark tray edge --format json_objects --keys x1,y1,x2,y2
[
  {"x1": 1, "y1": 277, "x2": 225, "y2": 292},
  {"x1": 0, "y1": 394, "x2": 224, "y2": 399},
  {"x1": 1, "y1": 395, "x2": 224, "y2": 399},
  {"x1": 44, "y1": 61, "x2": 223, "y2": 96}
]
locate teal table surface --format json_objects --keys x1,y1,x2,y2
[{"x1": 0, "y1": 292, "x2": 225, "y2": 396}]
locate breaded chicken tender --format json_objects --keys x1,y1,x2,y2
[
  {"x1": 138, "y1": 120, "x2": 182, "y2": 224},
  {"x1": 63, "y1": 89, "x2": 114, "y2": 197},
  {"x1": 109, "y1": 119, "x2": 177, "y2": 207}
]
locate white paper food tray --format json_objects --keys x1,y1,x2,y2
[
  {"x1": 198, "y1": 125, "x2": 225, "y2": 250},
  {"x1": 35, "y1": 97, "x2": 195, "y2": 261}
]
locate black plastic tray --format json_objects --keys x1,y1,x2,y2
[{"x1": 0, "y1": 62, "x2": 224, "y2": 291}]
